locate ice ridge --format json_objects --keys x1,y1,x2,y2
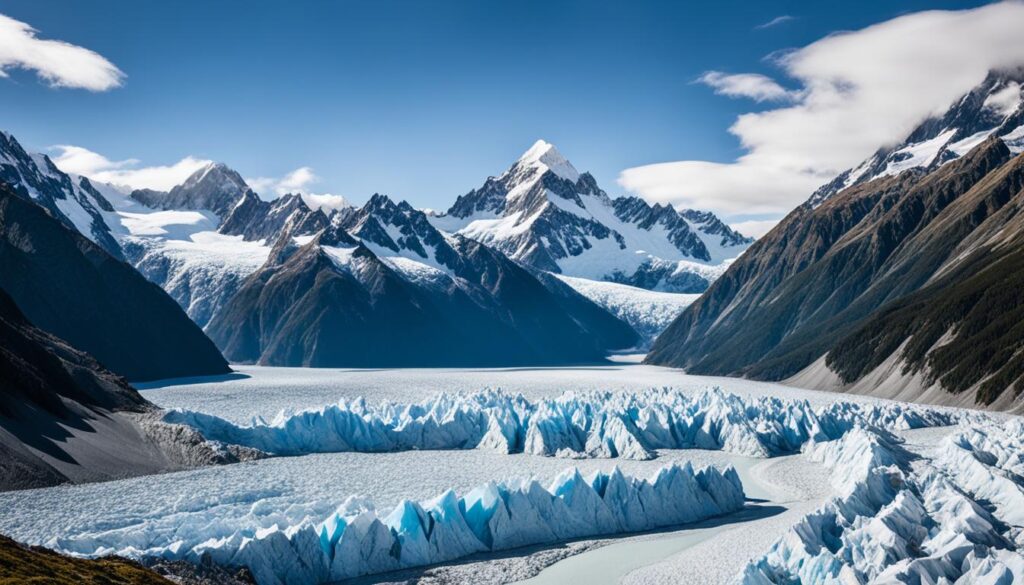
[
  {"x1": 736, "y1": 422, "x2": 1024, "y2": 583},
  {"x1": 53, "y1": 463, "x2": 744, "y2": 585},
  {"x1": 164, "y1": 387, "x2": 965, "y2": 460}
]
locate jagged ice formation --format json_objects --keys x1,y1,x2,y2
[{"x1": 164, "y1": 388, "x2": 965, "y2": 460}]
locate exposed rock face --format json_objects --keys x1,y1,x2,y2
[
  {"x1": 131, "y1": 162, "x2": 249, "y2": 218},
  {"x1": 207, "y1": 194, "x2": 637, "y2": 367},
  {"x1": 647, "y1": 131, "x2": 1024, "y2": 409},
  {"x1": 0, "y1": 182, "x2": 230, "y2": 382},
  {"x1": 218, "y1": 191, "x2": 329, "y2": 242}
]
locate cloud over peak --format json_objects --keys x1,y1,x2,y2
[
  {"x1": 620, "y1": 2, "x2": 1024, "y2": 216},
  {"x1": 247, "y1": 167, "x2": 351, "y2": 212},
  {"x1": 52, "y1": 145, "x2": 210, "y2": 191},
  {"x1": 0, "y1": 13, "x2": 123, "y2": 91}
]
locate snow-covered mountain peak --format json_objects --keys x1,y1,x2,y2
[
  {"x1": 808, "y1": 69, "x2": 1024, "y2": 207},
  {"x1": 514, "y1": 139, "x2": 580, "y2": 182}
]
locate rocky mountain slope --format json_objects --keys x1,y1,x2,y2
[
  {"x1": 0, "y1": 534, "x2": 176, "y2": 585},
  {"x1": 0, "y1": 285, "x2": 255, "y2": 491},
  {"x1": 207, "y1": 194, "x2": 638, "y2": 367},
  {"x1": 429, "y1": 140, "x2": 751, "y2": 292},
  {"x1": 0, "y1": 182, "x2": 230, "y2": 382},
  {"x1": 647, "y1": 71, "x2": 1024, "y2": 410}
]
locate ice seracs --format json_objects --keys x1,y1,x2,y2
[
  {"x1": 51, "y1": 463, "x2": 744, "y2": 585},
  {"x1": 737, "y1": 421, "x2": 1024, "y2": 584},
  {"x1": 164, "y1": 387, "x2": 965, "y2": 460}
]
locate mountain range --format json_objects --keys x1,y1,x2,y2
[
  {"x1": 648, "y1": 69, "x2": 1024, "y2": 411},
  {"x1": 0, "y1": 134, "x2": 748, "y2": 368}
]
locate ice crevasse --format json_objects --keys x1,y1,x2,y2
[
  {"x1": 163, "y1": 387, "x2": 966, "y2": 460},
  {"x1": 736, "y1": 421, "x2": 1024, "y2": 584},
  {"x1": 54, "y1": 463, "x2": 744, "y2": 585}
]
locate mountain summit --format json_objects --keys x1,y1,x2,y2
[
  {"x1": 516, "y1": 139, "x2": 580, "y2": 182},
  {"x1": 431, "y1": 141, "x2": 752, "y2": 292}
]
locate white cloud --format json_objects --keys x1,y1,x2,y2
[
  {"x1": 729, "y1": 219, "x2": 779, "y2": 239},
  {"x1": 697, "y1": 71, "x2": 798, "y2": 102},
  {"x1": 300, "y1": 192, "x2": 351, "y2": 212},
  {"x1": 247, "y1": 167, "x2": 351, "y2": 212},
  {"x1": 51, "y1": 145, "x2": 211, "y2": 191},
  {"x1": 0, "y1": 14, "x2": 123, "y2": 91},
  {"x1": 755, "y1": 15, "x2": 795, "y2": 30},
  {"x1": 53, "y1": 144, "x2": 352, "y2": 211},
  {"x1": 621, "y1": 2, "x2": 1024, "y2": 216}
]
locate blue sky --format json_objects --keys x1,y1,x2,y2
[{"x1": 0, "y1": 0, "x2": 1002, "y2": 232}]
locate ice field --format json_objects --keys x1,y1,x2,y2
[{"x1": 3, "y1": 363, "x2": 1023, "y2": 584}]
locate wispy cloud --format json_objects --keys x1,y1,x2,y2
[
  {"x1": 51, "y1": 145, "x2": 210, "y2": 191},
  {"x1": 0, "y1": 13, "x2": 123, "y2": 91},
  {"x1": 755, "y1": 15, "x2": 795, "y2": 30},
  {"x1": 248, "y1": 167, "x2": 351, "y2": 211},
  {"x1": 620, "y1": 2, "x2": 1024, "y2": 216},
  {"x1": 697, "y1": 71, "x2": 799, "y2": 102}
]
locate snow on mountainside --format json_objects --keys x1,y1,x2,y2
[
  {"x1": 1, "y1": 127, "x2": 709, "y2": 347},
  {"x1": 0, "y1": 132, "x2": 123, "y2": 258},
  {"x1": 648, "y1": 71, "x2": 1024, "y2": 410},
  {"x1": 808, "y1": 68, "x2": 1024, "y2": 207},
  {"x1": 205, "y1": 194, "x2": 639, "y2": 367},
  {"x1": 429, "y1": 140, "x2": 752, "y2": 293},
  {"x1": 24, "y1": 158, "x2": 329, "y2": 328}
]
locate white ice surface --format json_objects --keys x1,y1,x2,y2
[
  {"x1": 2, "y1": 366, "x2": 1003, "y2": 585},
  {"x1": 554, "y1": 274, "x2": 698, "y2": 344},
  {"x1": 137, "y1": 364, "x2": 895, "y2": 424}
]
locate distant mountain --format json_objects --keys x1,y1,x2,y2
[
  {"x1": 647, "y1": 71, "x2": 1024, "y2": 411},
  {"x1": 0, "y1": 182, "x2": 230, "y2": 382},
  {"x1": 429, "y1": 140, "x2": 752, "y2": 293},
  {"x1": 98, "y1": 163, "x2": 330, "y2": 327},
  {"x1": 207, "y1": 194, "x2": 638, "y2": 367},
  {"x1": 7, "y1": 128, "x2": 714, "y2": 364},
  {"x1": 131, "y1": 162, "x2": 249, "y2": 218}
]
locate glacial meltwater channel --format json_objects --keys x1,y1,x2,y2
[{"x1": 514, "y1": 453, "x2": 818, "y2": 585}]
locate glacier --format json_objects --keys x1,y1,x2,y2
[
  {"x1": 736, "y1": 421, "x2": 1024, "y2": 584},
  {"x1": 163, "y1": 387, "x2": 966, "y2": 460},
  {"x1": 51, "y1": 463, "x2": 744, "y2": 585}
]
